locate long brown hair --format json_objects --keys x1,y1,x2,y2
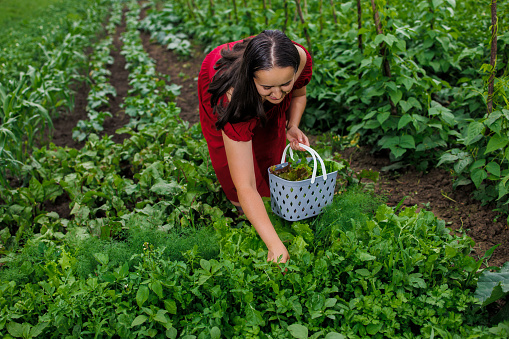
[{"x1": 209, "y1": 30, "x2": 300, "y2": 130}]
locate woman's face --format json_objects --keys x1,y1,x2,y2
[{"x1": 253, "y1": 66, "x2": 296, "y2": 104}]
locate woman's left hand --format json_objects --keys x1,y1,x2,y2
[{"x1": 286, "y1": 126, "x2": 309, "y2": 151}]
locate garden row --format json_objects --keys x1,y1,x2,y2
[
  {"x1": 0, "y1": 0, "x2": 113, "y2": 186},
  {"x1": 0, "y1": 0, "x2": 508, "y2": 337}
]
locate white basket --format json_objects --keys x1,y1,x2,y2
[{"x1": 268, "y1": 144, "x2": 337, "y2": 221}]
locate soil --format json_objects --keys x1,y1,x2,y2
[
  {"x1": 101, "y1": 6, "x2": 132, "y2": 144},
  {"x1": 44, "y1": 7, "x2": 508, "y2": 268},
  {"x1": 340, "y1": 147, "x2": 509, "y2": 268}
]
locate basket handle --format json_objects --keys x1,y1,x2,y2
[{"x1": 281, "y1": 143, "x2": 327, "y2": 184}]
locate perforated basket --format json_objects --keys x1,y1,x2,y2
[{"x1": 268, "y1": 144, "x2": 337, "y2": 221}]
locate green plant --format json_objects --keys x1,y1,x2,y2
[
  {"x1": 474, "y1": 261, "x2": 509, "y2": 323},
  {"x1": 0, "y1": 0, "x2": 114, "y2": 187},
  {"x1": 73, "y1": 36, "x2": 116, "y2": 141},
  {"x1": 139, "y1": 3, "x2": 192, "y2": 57},
  {"x1": 313, "y1": 185, "x2": 384, "y2": 250}
]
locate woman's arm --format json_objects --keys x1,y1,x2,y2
[
  {"x1": 222, "y1": 131, "x2": 289, "y2": 263},
  {"x1": 286, "y1": 86, "x2": 309, "y2": 151}
]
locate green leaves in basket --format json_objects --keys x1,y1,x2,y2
[
  {"x1": 324, "y1": 159, "x2": 345, "y2": 174},
  {"x1": 270, "y1": 151, "x2": 346, "y2": 182},
  {"x1": 276, "y1": 163, "x2": 313, "y2": 181},
  {"x1": 270, "y1": 150, "x2": 314, "y2": 182}
]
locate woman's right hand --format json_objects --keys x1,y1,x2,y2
[
  {"x1": 286, "y1": 125, "x2": 309, "y2": 151},
  {"x1": 221, "y1": 132, "x2": 290, "y2": 267},
  {"x1": 267, "y1": 241, "x2": 289, "y2": 264}
]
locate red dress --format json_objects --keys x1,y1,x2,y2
[{"x1": 198, "y1": 39, "x2": 313, "y2": 202}]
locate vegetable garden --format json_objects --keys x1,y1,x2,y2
[{"x1": 0, "y1": 0, "x2": 508, "y2": 337}]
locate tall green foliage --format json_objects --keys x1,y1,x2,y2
[
  {"x1": 2, "y1": 195, "x2": 508, "y2": 337},
  {"x1": 0, "y1": 0, "x2": 114, "y2": 185},
  {"x1": 158, "y1": 0, "x2": 509, "y2": 216}
]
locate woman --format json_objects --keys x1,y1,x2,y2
[{"x1": 198, "y1": 30, "x2": 312, "y2": 264}]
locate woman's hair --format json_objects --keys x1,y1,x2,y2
[{"x1": 209, "y1": 30, "x2": 300, "y2": 130}]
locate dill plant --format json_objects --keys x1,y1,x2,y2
[
  {"x1": 313, "y1": 185, "x2": 385, "y2": 249},
  {"x1": 0, "y1": 225, "x2": 219, "y2": 282},
  {"x1": 70, "y1": 226, "x2": 220, "y2": 279},
  {"x1": 0, "y1": 240, "x2": 59, "y2": 285}
]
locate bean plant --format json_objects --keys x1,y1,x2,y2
[{"x1": 159, "y1": 0, "x2": 509, "y2": 218}]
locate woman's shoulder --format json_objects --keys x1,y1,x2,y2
[
  {"x1": 295, "y1": 44, "x2": 307, "y2": 65},
  {"x1": 293, "y1": 42, "x2": 312, "y2": 80},
  {"x1": 292, "y1": 42, "x2": 312, "y2": 89}
]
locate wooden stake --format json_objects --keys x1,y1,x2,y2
[
  {"x1": 319, "y1": 0, "x2": 323, "y2": 31},
  {"x1": 370, "y1": 0, "x2": 397, "y2": 115},
  {"x1": 357, "y1": 0, "x2": 363, "y2": 52},
  {"x1": 295, "y1": 0, "x2": 313, "y2": 56},
  {"x1": 263, "y1": 0, "x2": 268, "y2": 25},
  {"x1": 330, "y1": 0, "x2": 337, "y2": 24},
  {"x1": 232, "y1": 0, "x2": 239, "y2": 24},
  {"x1": 283, "y1": 0, "x2": 288, "y2": 33},
  {"x1": 487, "y1": 0, "x2": 498, "y2": 115}
]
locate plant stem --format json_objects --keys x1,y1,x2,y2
[
  {"x1": 330, "y1": 0, "x2": 337, "y2": 24},
  {"x1": 209, "y1": 0, "x2": 214, "y2": 16},
  {"x1": 232, "y1": 0, "x2": 239, "y2": 24},
  {"x1": 370, "y1": 0, "x2": 397, "y2": 115},
  {"x1": 319, "y1": 0, "x2": 323, "y2": 31},
  {"x1": 283, "y1": 0, "x2": 288, "y2": 32},
  {"x1": 428, "y1": 0, "x2": 435, "y2": 30},
  {"x1": 487, "y1": 0, "x2": 498, "y2": 115},
  {"x1": 357, "y1": 0, "x2": 363, "y2": 52},
  {"x1": 263, "y1": 0, "x2": 268, "y2": 25},
  {"x1": 191, "y1": 0, "x2": 203, "y2": 23},
  {"x1": 186, "y1": 0, "x2": 195, "y2": 20},
  {"x1": 295, "y1": 0, "x2": 313, "y2": 56}
]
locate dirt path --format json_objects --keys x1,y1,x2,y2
[
  {"x1": 139, "y1": 9, "x2": 203, "y2": 124},
  {"x1": 101, "y1": 7, "x2": 131, "y2": 144},
  {"x1": 47, "y1": 7, "x2": 509, "y2": 268},
  {"x1": 49, "y1": 8, "x2": 131, "y2": 148}
]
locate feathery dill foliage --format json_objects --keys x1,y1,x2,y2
[
  {"x1": 0, "y1": 226, "x2": 219, "y2": 283},
  {"x1": 0, "y1": 240, "x2": 57, "y2": 285},
  {"x1": 80, "y1": 226, "x2": 219, "y2": 277},
  {"x1": 314, "y1": 186, "x2": 385, "y2": 248},
  {"x1": 71, "y1": 226, "x2": 219, "y2": 279}
]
